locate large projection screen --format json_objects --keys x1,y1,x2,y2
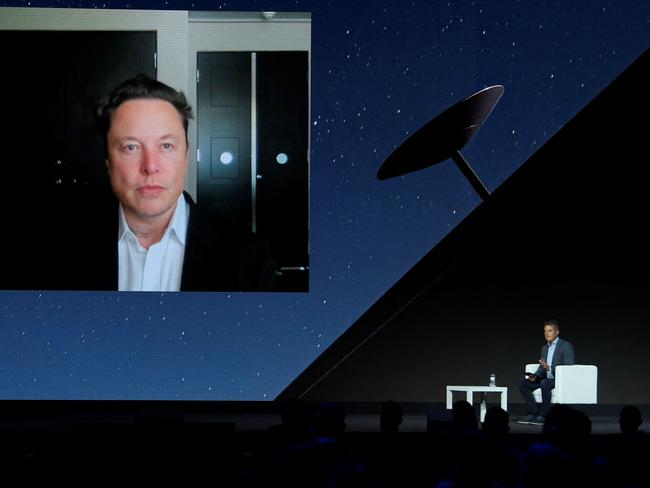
[{"x1": 0, "y1": 1, "x2": 647, "y2": 402}]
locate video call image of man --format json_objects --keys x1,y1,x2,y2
[
  {"x1": 91, "y1": 74, "x2": 279, "y2": 292},
  {"x1": 517, "y1": 319, "x2": 575, "y2": 425},
  {"x1": 13, "y1": 74, "x2": 277, "y2": 292}
]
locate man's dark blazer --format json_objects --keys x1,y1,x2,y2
[
  {"x1": 178, "y1": 193, "x2": 278, "y2": 292},
  {"x1": 8, "y1": 191, "x2": 277, "y2": 292},
  {"x1": 534, "y1": 337, "x2": 575, "y2": 378}
]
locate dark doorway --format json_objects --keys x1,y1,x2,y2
[
  {"x1": 256, "y1": 52, "x2": 309, "y2": 291},
  {"x1": 196, "y1": 52, "x2": 253, "y2": 231},
  {"x1": 196, "y1": 51, "x2": 309, "y2": 292}
]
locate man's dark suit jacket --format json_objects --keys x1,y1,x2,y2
[
  {"x1": 6, "y1": 191, "x2": 277, "y2": 292},
  {"x1": 534, "y1": 337, "x2": 575, "y2": 378}
]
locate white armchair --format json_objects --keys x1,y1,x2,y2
[{"x1": 525, "y1": 363, "x2": 598, "y2": 404}]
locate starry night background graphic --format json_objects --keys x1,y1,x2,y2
[{"x1": 0, "y1": 0, "x2": 648, "y2": 399}]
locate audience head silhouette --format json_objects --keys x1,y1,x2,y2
[
  {"x1": 315, "y1": 403, "x2": 347, "y2": 436},
  {"x1": 619, "y1": 405, "x2": 643, "y2": 434},
  {"x1": 451, "y1": 400, "x2": 477, "y2": 428},
  {"x1": 482, "y1": 406, "x2": 510, "y2": 437},
  {"x1": 380, "y1": 400, "x2": 404, "y2": 433}
]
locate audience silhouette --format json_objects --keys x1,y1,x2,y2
[
  {"x1": 3, "y1": 401, "x2": 647, "y2": 487},
  {"x1": 619, "y1": 405, "x2": 643, "y2": 434},
  {"x1": 606, "y1": 405, "x2": 649, "y2": 488},
  {"x1": 380, "y1": 400, "x2": 404, "y2": 433}
]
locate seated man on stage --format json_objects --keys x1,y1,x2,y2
[{"x1": 517, "y1": 319, "x2": 575, "y2": 425}]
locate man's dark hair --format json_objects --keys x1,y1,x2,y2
[
  {"x1": 544, "y1": 318, "x2": 560, "y2": 330},
  {"x1": 94, "y1": 74, "x2": 193, "y2": 155}
]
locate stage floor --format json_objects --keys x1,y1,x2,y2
[
  {"x1": 194, "y1": 413, "x2": 625, "y2": 434},
  {"x1": 188, "y1": 403, "x2": 645, "y2": 435},
  {"x1": 1, "y1": 401, "x2": 647, "y2": 436}
]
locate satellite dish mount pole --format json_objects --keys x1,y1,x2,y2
[{"x1": 450, "y1": 150, "x2": 491, "y2": 201}]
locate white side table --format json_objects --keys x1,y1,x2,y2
[{"x1": 446, "y1": 385, "x2": 508, "y2": 422}]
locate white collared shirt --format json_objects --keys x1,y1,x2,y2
[
  {"x1": 546, "y1": 337, "x2": 559, "y2": 379},
  {"x1": 117, "y1": 194, "x2": 189, "y2": 291}
]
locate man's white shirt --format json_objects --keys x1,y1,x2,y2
[
  {"x1": 117, "y1": 194, "x2": 189, "y2": 291},
  {"x1": 546, "y1": 336, "x2": 559, "y2": 379}
]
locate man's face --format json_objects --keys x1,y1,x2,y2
[
  {"x1": 543, "y1": 325, "x2": 560, "y2": 343},
  {"x1": 106, "y1": 99, "x2": 188, "y2": 225}
]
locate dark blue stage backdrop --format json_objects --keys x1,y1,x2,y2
[{"x1": 0, "y1": 0, "x2": 648, "y2": 400}]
